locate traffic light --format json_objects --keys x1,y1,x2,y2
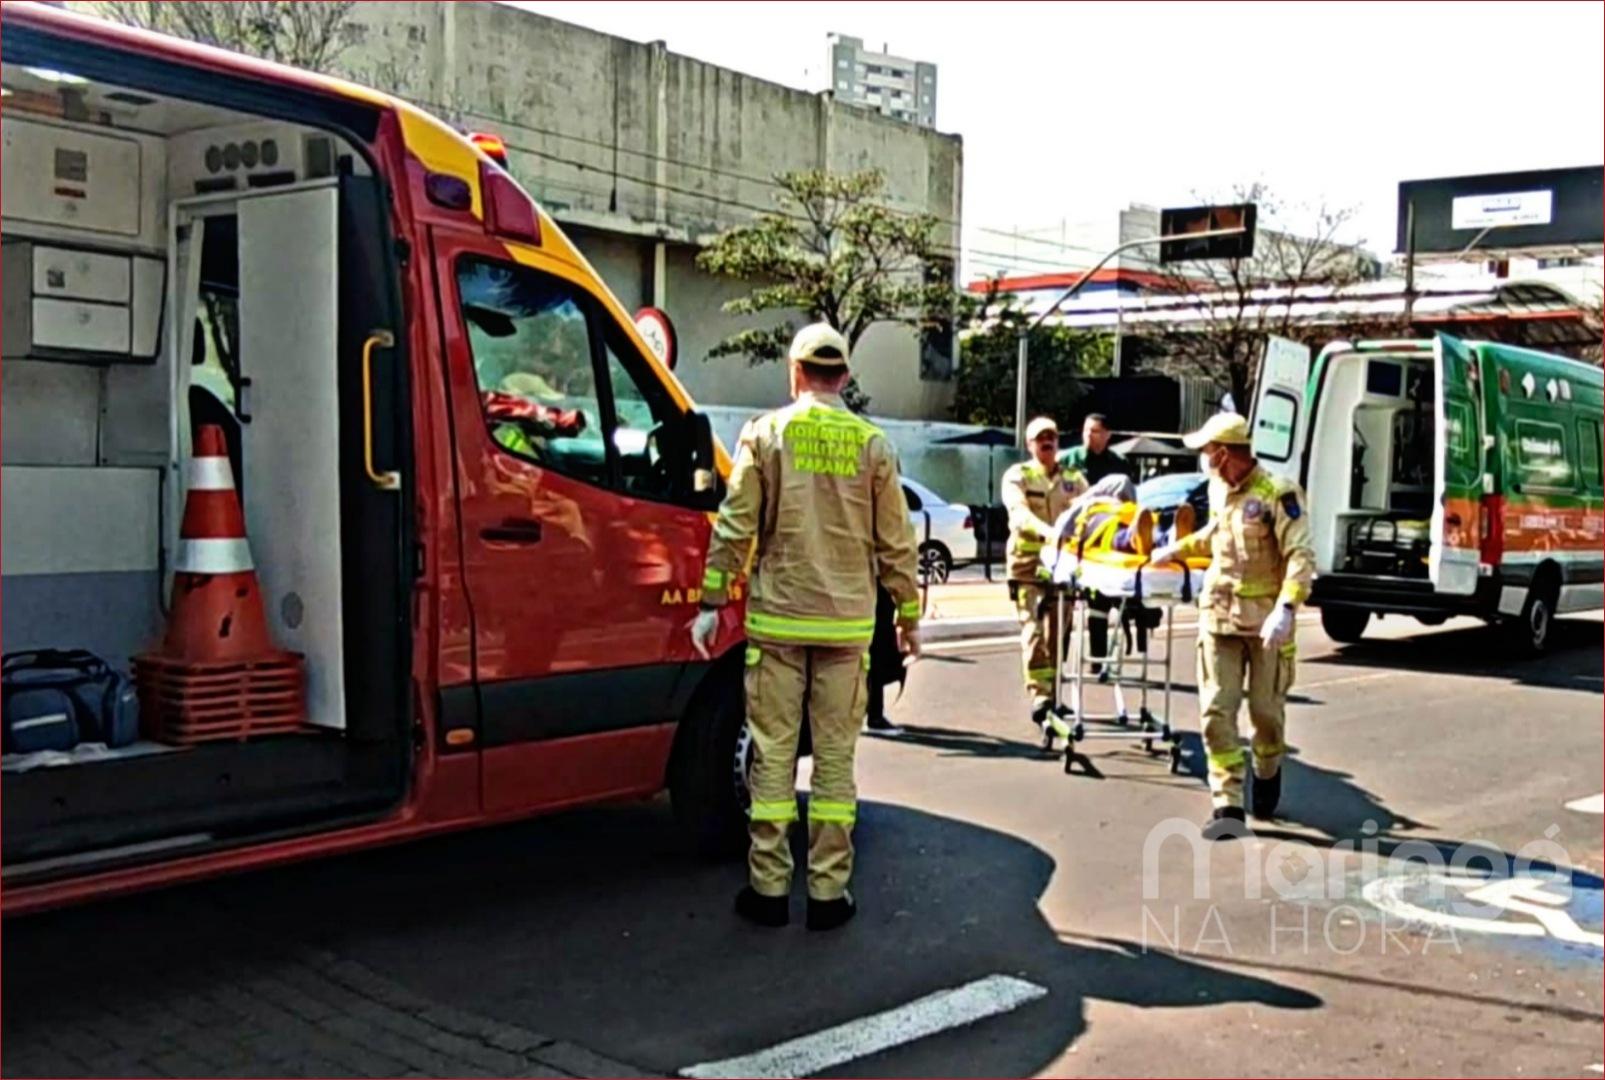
[{"x1": 1158, "y1": 203, "x2": 1257, "y2": 263}]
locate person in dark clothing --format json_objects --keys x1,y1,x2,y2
[
  {"x1": 864, "y1": 586, "x2": 908, "y2": 736},
  {"x1": 1059, "y1": 413, "x2": 1134, "y2": 486}
]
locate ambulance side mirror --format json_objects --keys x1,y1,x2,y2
[{"x1": 685, "y1": 410, "x2": 720, "y2": 508}]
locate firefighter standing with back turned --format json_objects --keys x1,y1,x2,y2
[
  {"x1": 1001, "y1": 417, "x2": 1086, "y2": 735},
  {"x1": 691, "y1": 322, "x2": 922, "y2": 931},
  {"x1": 1147, "y1": 413, "x2": 1315, "y2": 840}
]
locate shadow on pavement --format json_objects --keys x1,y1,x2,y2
[
  {"x1": 886, "y1": 723, "x2": 1057, "y2": 763},
  {"x1": 2, "y1": 801, "x2": 1321, "y2": 1079},
  {"x1": 1276, "y1": 754, "x2": 1429, "y2": 841},
  {"x1": 1305, "y1": 618, "x2": 1602, "y2": 693}
]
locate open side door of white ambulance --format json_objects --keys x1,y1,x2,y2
[
  {"x1": 1429, "y1": 333, "x2": 1482, "y2": 596},
  {"x1": 1249, "y1": 335, "x2": 1312, "y2": 483}
]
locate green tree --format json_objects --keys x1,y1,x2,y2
[
  {"x1": 952, "y1": 284, "x2": 1114, "y2": 429},
  {"x1": 696, "y1": 169, "x2": 960, "y2": 409},
  {"x1": 90, "y1": 1, "x2": 358, "y2": 71}
]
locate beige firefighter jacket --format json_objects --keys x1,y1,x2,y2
[
  {"x1": 699, "y1": 392, "x2": 922, "y2": 648},
  {"x1": 1171, "y1": 464, "x2": 1316, "y2": 635},
  {"x1": 1001, "y1": 460, "x2": 1086, "y2": 582}
]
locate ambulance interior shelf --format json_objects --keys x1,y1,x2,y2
[
  {"x1": 1332, "y1": 356, "x2": 1437, "y2": 576},
  {"x1": 1, "y1": 65, "x2": 409, "y2": 870}
]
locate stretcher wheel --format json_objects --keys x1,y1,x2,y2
[
  {"x1": 1116, "y1": 711, "x2": 1130, "y2": 727},
  {"x1": 1071, "y1": 720, "x2": 1086, "y2": 744},
  {"x1": 1169, "y1": 742, "x2": 1183, "y2": 774}
]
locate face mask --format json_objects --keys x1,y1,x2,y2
[{"x1": 1198, "y1": 453, "x2": 1213, "y2": 473}]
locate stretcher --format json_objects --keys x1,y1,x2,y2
[{"x1": 1036, "y1": 500, "x2": 1209, "y2": 776}]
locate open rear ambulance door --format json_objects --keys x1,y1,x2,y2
[
  {"x1": 1249, "y1": 335, "x2": 1312, "y2": 483},
  {"x1": 1430, "y1": 333, "x2": 1482, "y2": 596}
]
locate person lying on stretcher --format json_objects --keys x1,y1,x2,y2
[
  {"x1": 1045, "y1": 477, "x2": 1149, "y2": 676},
  {"x1": 1042, "y1": 474, "x2": 1208, "y2": 602}
]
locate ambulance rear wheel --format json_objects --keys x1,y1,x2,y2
[
  {"x1": 670, "y1": 660, "x2": 749, "y2": 859},
  {"x1": 1320, "y1": 606, "x2": 1369, "y2": 644},
  {"x1": 1503, "y1": 573, "x2": 1559, "y2": 658}
]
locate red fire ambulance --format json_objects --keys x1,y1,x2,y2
[{"x1": 1, "y1": 2, "x2": 750, "y2": 913}]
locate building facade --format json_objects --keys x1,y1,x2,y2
[
  {"x1": 826, "y1": 34, "x2": 937, "y2": 129},
  {"x1": 168, "y1": 2, "x2": 965, "y2": 419}
]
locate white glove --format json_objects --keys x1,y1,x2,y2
[
  {"x1": 689, "y1": 608, "x2": 720, "y2": 660},
  {"x1": 1260, "y1": 604, "x2": 1295, "y2": 650},
  {"x1": 898, "y1": 625, "x2": 922, "y2": 660}
]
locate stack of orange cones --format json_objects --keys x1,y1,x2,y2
[{"x1": 134, "y1": 425, "x2": 308, "y2": 743}]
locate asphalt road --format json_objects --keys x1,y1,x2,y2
[{"x1": 5, "y1": 613, "x2": 1602, "y2": 1078}]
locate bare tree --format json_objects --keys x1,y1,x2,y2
[
  {"x1": 91, "y1": 1, "x2": 358, "y2": 72},
  {"x1": 1135, "y1": 183, "x2": 1382, "y2": 408}
]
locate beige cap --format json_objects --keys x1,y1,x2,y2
[
  {"x1": 789, "y1": 322, "x2": 851, "y2": 367},
  {"x1": 1024, "y1": 416, "x2": 1059, "y2": 442},
  {"x1": 1182, "y1": 411, "x2": 1253, "y2": 449}
]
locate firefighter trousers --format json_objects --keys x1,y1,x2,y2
[
  {"x1": 1197, "y1": 631, "x2": 1295, "y2": 809},
  {"x1": 744, "y1": 642, "x2": 867, "y2": 901},
  {"x1": 1011, "y1": 581, "x2": 1060, "y2": 711}
]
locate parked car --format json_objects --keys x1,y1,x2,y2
[
  {"x1": 1136, "y1": 471, "x2": 1210, "y2": 547},
  {"x1": 902, "y1": 478, "x2": 974, "y2": 583}
]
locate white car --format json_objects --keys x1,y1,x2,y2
[{"x1": 902, "y1": 477, "x2": 975, "y2": 583}]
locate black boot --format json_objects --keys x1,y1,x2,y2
[
  {"x1": 864, "y1": 712, "x2": 905, "y2": 737},
  {"x1": 1201, "y1": 806, "x2": 1249, "y2": 842},
  {"x1": 735, "y1": 886, "x2": 789, "y2": 928},
  {"x1": 1251, "y1": 768, "x2": 1282, "y2": 821},
  {"x1": 806, "y1": 892, "x2": 857, "y2": 931}
]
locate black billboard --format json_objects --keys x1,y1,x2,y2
[
  {"x1": 1396, "y1": 166, "x2": 1603, "y2": 255},
  {"x1": 1158, "y1": 203, "x2": 1257, "y2": 264}
]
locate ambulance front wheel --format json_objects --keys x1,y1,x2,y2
[{"x1": 670, "y1": 658, "x2": 749, "y2": 859}]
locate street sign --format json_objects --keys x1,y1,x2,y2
[
  {"x1": 1396, "y1": 166, "x2": 1603, "y2": 257},
  {"x1": 634, "y1": 307, "x2": 678, "y2": 370},
  {"x1": 1158, "y1": 203, "x2": 1258, "y2": 263}
]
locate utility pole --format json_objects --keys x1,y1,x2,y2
[{"x1": 1014, "y1": 225, "x2": 1249, "y2": 447}]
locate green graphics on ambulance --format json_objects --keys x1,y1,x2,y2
[{"x1": 1249, "y1": 332, "x2": 1602, "y2": 634}]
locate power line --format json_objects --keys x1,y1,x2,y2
[
  {"x1": 409, "y1": 94, "x2": 992, "y2": 241},
  {"x1": 411, "y1": 96, "x2": 1110, "y2": 276},
  {"x1": 501, "y1": 135, "x2": 1083, "y2": 273}
]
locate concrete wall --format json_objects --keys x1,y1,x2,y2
[{"x1": 334, "y1": 1, "x2": 964, "y2": 420}]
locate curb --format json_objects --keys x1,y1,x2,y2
[{"x1": 922, "y1": 616, "x2": 1018, "y2": 642}]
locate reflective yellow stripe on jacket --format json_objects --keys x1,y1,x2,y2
[{"x1": 746, "y1": 611, "x2": 878, "y2": 645}]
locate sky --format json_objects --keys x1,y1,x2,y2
[{"x1": 513, "y1": 1, "x2": 1604, "y2": 281}]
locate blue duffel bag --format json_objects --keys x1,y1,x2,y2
[{"x1": 2, "y1": 649, "x2": 140, "y2": 754}]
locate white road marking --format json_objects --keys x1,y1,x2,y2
[
  {"x1": 1362, "y1": 872, "x2": 1604, "y2": 949},
  {"x1": 1299, "y1": 671, "x2": 1399, "y2": 690},
  {"x1": 677, "y1": 974, "x2": 1048, "y2": 1079},
  {"x1": 1566, "y1": 793, "x2": 1605, "y2": 815},
  {"x1": 1586, "y1": 1064, "x2": 1603, "y2": 1073}
]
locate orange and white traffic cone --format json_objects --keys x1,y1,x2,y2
[
  {"x1": 158, "y1": 424, "x2": 278, "y2": 662},
  {"x1": 135, "y1": 424, "x2": 307, "y2": 743}
]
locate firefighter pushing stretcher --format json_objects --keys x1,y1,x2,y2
[{"x1": 1147, "y1": 413, "x2": 1315, "y2": 839}]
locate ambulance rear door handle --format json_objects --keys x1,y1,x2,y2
[{"x1": 482, "y1": 519, "x2": 543, "y2": 544}]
